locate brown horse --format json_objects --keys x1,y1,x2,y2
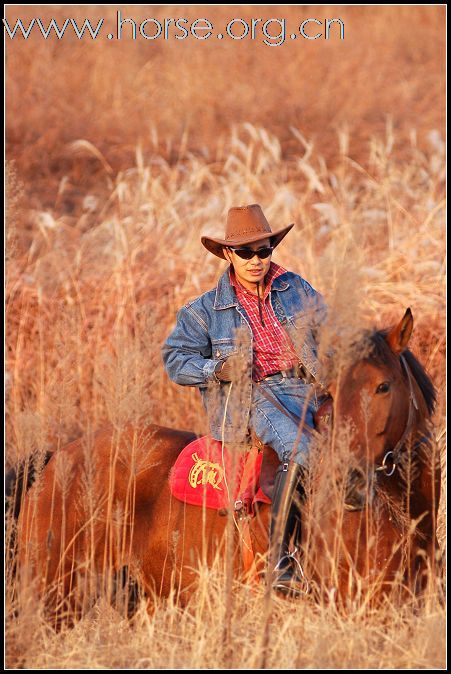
[
  {"x1": 14, "y1": 309, "x2": 441, "y2": 623},
  {"x1": 305, "y1": 308, "x2": 441, "y2": 606}
]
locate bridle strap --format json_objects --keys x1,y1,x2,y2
[{"x1": 376, "y1": 353, "x2": 420, "y2": 475}]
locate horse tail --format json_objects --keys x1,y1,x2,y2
[
  {"x1": 5, "y1": 451, "x2": 54, "y2": 520},
  {"x1": 5, "y1": 451, "x2": 54, "y2": 608}
]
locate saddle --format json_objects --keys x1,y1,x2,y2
[
  {"x1": 169, "y1": 437, "x2": 288, "y2": 583},
  {"x1": 169, "y1": 436, "x2": 280, "y2": 515}
]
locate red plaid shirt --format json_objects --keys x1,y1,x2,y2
[{"x1": 229, "y1": 262, "x2": 299, "y2": 381}]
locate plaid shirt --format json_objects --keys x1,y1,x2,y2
[{"x1": 229, "y1": 262, "x2": 299, "y2": 381}]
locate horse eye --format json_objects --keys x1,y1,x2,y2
[{"x1": 376, "y1": 381, "x2": 391, "y2": 394}]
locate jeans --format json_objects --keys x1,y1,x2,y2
[{"x1": 250, "y1": 374, "x2": 318, "y2": 466}]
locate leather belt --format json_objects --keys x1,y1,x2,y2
[{"x1": 257, "y1": 363, "x2": 312, "y2": 383}]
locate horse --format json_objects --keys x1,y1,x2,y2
[
  {"x1": 305, "y1": 308, "x2": 442, "y2": 606},
  {"x1": 11, "y1": 309, "x2": 441, "y2": 625}
]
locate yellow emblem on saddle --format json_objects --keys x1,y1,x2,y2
[{"x1": 188, "y1": 452, "x2": 224, "y2": 491}]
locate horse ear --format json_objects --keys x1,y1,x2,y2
[{"x1": 386, "y1": 308, "x2": 413, "y2": 354}]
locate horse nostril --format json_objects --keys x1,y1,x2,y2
[
  {"x1": 349, "y1": 467, "x2": 366, "y2": 486},
  {"x1": 344, "y1": 468, "x2": 371, "y2": 511}
]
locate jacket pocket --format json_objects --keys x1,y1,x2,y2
[{"x1": 211, "y1": 339, "x2": 238, "y2": 360}]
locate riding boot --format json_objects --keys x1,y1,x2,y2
[{"x1": 268, "y1": 460, "x2": 308, "y2": 597}]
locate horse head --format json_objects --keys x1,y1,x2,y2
[{"x1": 315, "y1": 308, "x2": 436, "y2": 511}]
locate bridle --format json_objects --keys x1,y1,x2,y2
[{"x1": 374, "y1": 353, "x2": 420, "y2": 478}]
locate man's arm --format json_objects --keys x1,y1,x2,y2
[{"x1": 162, "y1": 303, "x2": 223, "y2": 387}]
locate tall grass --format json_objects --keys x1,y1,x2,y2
[
  {"x1": 5, "y1": 566, "x2": 446, "y2": 669},
  {"x1": 6, "y1": 121, "x2": 446, "y2": 456},
  {"x1": 5, "y1": 5, "x2": 445, "y2": 206},
  {"x1": 5, "y1": 123, "x2": 446, "y2": 669},
  {"x1": 5, "y1": 4, "x2": 445, "y2": 669}
]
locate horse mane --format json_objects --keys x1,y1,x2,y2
[{"x1": 367, "y1": 329, "x2": 436, "y2": 417}]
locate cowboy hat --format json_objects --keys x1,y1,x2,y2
[{"x1": 201, "y1": 204, "x2": 294, "y2": 260}]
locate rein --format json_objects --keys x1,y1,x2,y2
[
  {"x1": 375, "y1": 353, "x2": 420, "y2": 478},
  {"x1": 253, "y1": 379, "x2": 318, "y2": 438}
]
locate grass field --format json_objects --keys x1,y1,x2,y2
[{"x1": 5, "y1": 4, "x2": 446, "y2": 669}]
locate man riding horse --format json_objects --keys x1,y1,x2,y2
[{"x1": 162, "y1": 204, "x2": 327, "y2": 595}]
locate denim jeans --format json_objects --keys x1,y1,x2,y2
[{"x1": 250, "y1": 374, "x2": 318, "y2": 466}]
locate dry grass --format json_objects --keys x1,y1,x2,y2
[
  {"x1": 5, "y1": 4, "x2": 446, "y2": 670},
  {"x1": 6, "y1": 569, "x2": 446, "y2": 670},
  {"x1": 5, "y1": 5, "x2": 445, "y2": 206}
]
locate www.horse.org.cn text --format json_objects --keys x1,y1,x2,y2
[{"x1": 3, "y1": 13, "x2": 345, "y2": 46}]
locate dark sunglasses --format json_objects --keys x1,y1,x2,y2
[{"x1": 228, "y1": 246, "x2": 273, "y2": 260}]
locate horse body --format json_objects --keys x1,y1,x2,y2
[
  {"x1": 14, "y1": 309, "x2": 441, "y2": 620},
  {"x1": 16, "y1": 424, "x2": 270, "y2": 620}
]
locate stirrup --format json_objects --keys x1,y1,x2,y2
[{"x1": 272, "y1": 548, "x2": 310, "y2": 597}]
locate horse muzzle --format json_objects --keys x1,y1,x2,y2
[{"x1": 344, "y1": 467, "x2": 375, "y2": 512}]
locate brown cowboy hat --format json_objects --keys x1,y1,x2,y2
[{"x1": 201, "y1": 204, "x2": 294, "y2": 260}]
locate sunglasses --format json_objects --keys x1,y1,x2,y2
[{"x1": 228, "y1": 246, "x2": 273, "y2": 260}]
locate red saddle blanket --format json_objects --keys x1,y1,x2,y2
[{"x1": 169, "y1": 436, "x2": 272, "y2": 511}]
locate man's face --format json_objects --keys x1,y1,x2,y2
[{"x1": 223, "y1": 238, "x2": 272, "y2": 292}]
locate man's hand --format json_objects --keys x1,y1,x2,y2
[{"x1": 215, "y1": 354, "x2": 248, "y2": 382}]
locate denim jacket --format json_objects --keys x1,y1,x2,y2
[{"x1": 162, "y1": 266, "x2": 327, "y2": 443}]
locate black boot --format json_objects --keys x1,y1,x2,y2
[{"x1": 268, "y1": 461, "x2": 308, "y2": 597}]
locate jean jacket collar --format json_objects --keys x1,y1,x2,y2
[{"x1": 213, "y1": 264, "x2": 290, "y2": 310}]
